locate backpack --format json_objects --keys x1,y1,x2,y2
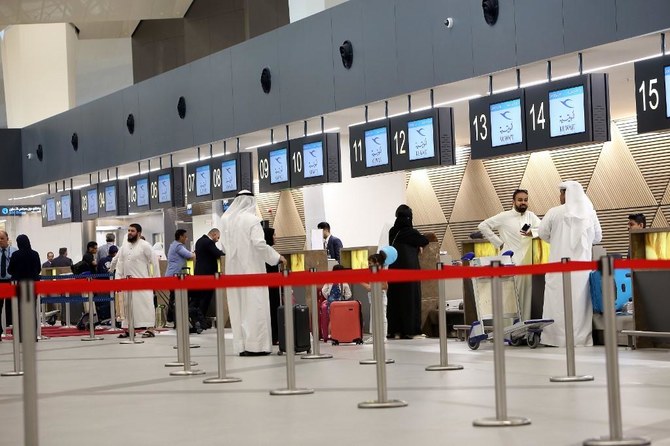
[
  {"x1": 328, "y1": 283, "x2": 342, "y2": 302},
  {"x1": 71, "y1": 260, "x2": 88, "y2": 275},
  {"x1": 76, "y1": 312, "x2": 98, "y2": 330}
]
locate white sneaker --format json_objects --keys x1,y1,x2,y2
[{"x1": 363, "y1": 337, "x2": 373, "y2": 344}]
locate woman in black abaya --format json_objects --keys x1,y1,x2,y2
[{"x1": 387, "y1": 205, "x2": 429, "y2": 339}]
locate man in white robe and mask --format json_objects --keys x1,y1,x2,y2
[
  {"x1": 538, "y1": 181, "x2": 602, "y2": 347},
  {"x1": 478, "y1": 189, "x2": 541, "y2": 321},
  {"x1": 220, "y1": 190, "x2": 286, "y2": 356},
  {"x1": 115, "y1": 223, "x2": 160, "y2": 337}
]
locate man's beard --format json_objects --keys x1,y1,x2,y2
[
  {"x1": 514, "y1": 205, "x2": 527, "y2": 213},
  {"x1": 127, "y1": 234, "x2": 138, "y2": 243}
]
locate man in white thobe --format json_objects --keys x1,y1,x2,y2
[
  {"x1": 220, "y1": 190, "x2": 286, "y2": 356},
  {"x1": 538, "y1": 181, "x2": 602, "y2": 347},
  {"x1": 115, "y1": 223, "x2": 160, "y2": 337},
  {"x1": 478, "y1": 189, "x2": 541, "y2": 321}
]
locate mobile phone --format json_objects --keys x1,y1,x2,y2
[{"x1": 521, "y1": 223, "x2": 531, "y2": 232}]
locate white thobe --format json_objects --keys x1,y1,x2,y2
[
  {"x1": 478, "y1": 209, "x2": 541, "y2": 320},
  {"x1": 115, "y1": 239, "x2": 160, "y2": 328},
  {"x1": 538, "y1": 205, "x2": 602, "y2": 347},
  {"x1": 220, "y1": 214, "x2": 281, "y2": 354}
]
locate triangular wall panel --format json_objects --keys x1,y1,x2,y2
[
  {"x1": 450, "y1": 159, "x2": 503, "y2": 222},
  {"x1": 550, "y1": 143, "x2": 601, "y2": 190},
  {"x1": 518, "y1": 150, "x2": 563, "y2": 216},
  {"x1": 440, "y1": 225, "x2": 460, "y2": 260},
  {"x1": 652, "y1": 207, "x2": 668, "y2": 228},
  {"x1": 406, "y1": 169, "x2": 447, "y2": 226},
  {"x1": 587, "y1": 124, "x2": 656, "y2": 210},
  {"x1": 426, "y1": 146, "x2": 470, "y2": 221},
  {"x1": 274, "y1": 190, "x2": 305, "y2": 238},
  {"x1": 483, "y1": 153, "x2": 530, "y2": 210}
]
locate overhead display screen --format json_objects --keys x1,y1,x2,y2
[
  {"x1": 390, "y1": 107, "x2": 455, "y2": 170},
  {"x1": 196, "y1": 165, "x2": 211, "y2": 197},
  {"x1": 137, "y1": 178, "x2": 149, "y2": 207},
  {"x1": 46, "y1": 198, "x2": 56, "y2": 222},
  {"x1": 303, "y1": 141, "x2": 324, "y2": 178},
  {"x1": 80, "y1": 186, "x2": 98, "y2": 221},
  {"x1": 407, "y1": 117, "x2": 435, "y2": 161},
  {"x1": 186, "y1": 161, "x2": 213, "y2": 204},
  {"x1": 87, "y1": 189, "x2": 97, "y2": 215},
  {"x1": 349, "y1": 119, "x2": 392, "y2": 178},
  {"x1": 105, "y1": 185, "x2": 116, "y2": 212},
  {"x1": 490, "y1": 98, "x2": 523, "y2": 147},
  {"x1": 525, "y1": 73, "x2": 609, "y2": 151},
  {"x1": 221, "y1": 159, "x2": 237, "y2": 192},
  {"x1": 270, "y1": 147, "x2": 289, "y2": 184},
  {"x1": 61, "y1": 194, "x2": 71, "y2": 220},
  {"x1": 258, "y1": 143, "x2": 291, "y2": 193},
  {"x1": 289, "y1": 133, "x2": 341, "y2": 188},
  {"x1": 634, "y1": 54, "x2": 670, "y2": 134},
  {"x1": 549, "y1": 85, "x2": 586, "y2": 137},
  {"x1": 150, "y1": 167, "x2": 185, "y2": 209},
  {"x1": 364, "y1": 126, "x2": 389, "y2": 168}
]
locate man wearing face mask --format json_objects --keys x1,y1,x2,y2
[{"x1": 478, "y1": 189, "x2": 541, "y2": 321}]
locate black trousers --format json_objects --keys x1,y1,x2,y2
[{"x1": 0, "y1": 279, "x2": 12, "y2": 335}]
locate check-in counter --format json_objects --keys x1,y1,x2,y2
[
  {"x1": 339, "y1": 246, "x2": 377, "y2": 332},
  {"x1": 277, "y1": 250, "x2": 329, "y2": 315},
  {"x1": 629, "y1": 228, "x2": 670, "y2": 348},
  {"x1": 460, "y1": 238, "x2": 550, "y2": 325}
]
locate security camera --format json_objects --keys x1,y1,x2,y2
[
  {"x1": 26, "y1": 153, "x2": 32, "y2": 160},
  {"x1": 444, "y1": 17, "x2": 454, "y2": 28}
]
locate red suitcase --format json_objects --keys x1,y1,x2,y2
[
  {"x1": 330, "y1": 300, "x2": 363, "y2": 345},
  {"x1": 319, "y1": 300, "x2": 330, "y2": 341}
]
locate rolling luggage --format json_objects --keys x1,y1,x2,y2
[
  {"x1": 330, "y1": 300, "x2": 363, "y2": 345},
  {"x1": 590, "y1": 269, "x2": 631, "y2": 313},
  {"x1": 277, "y1": 304, "x2": 311, "y2": 354},
  {"x1": 319, "y1": 300, "x2": 329, "y2": 341}
]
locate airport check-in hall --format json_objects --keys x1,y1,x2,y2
[{"x1": 2, "y1": 0, "x2": 670, "y2": 445}]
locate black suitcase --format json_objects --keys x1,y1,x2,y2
[{"x1": 277, "y1": 304, "x2": 311, "y2": 355}]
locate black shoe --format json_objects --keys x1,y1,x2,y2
[{"x1": 240, "y1": 351, "x2": 271, "y2": 357}]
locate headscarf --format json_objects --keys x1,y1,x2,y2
[
  {"x1": 220, "y1": 190, "x2": 261, "y2": 259},
  {"x1": 16, "y1": 234, "x2": 32, "y2": 250},
  {"x1": 263, "y1": 227, "x2": 275, "y2": 246},
  {"x1": 559, "y1": 180, "x2": 595, "y2": 251},
  {"x1": 390, "y1": 204, "x2": 414, "y2": 245}
]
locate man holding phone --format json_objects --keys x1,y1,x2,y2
[{"x1": 478, "y1": 189, "x2": 541, "y2": 321}]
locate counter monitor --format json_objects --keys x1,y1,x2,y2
[
  {"x1": 665, "y1": 65, "x2": 670, "y2": 118},
  {"x1": 105, "y1": 185, "x2": 116, "y2": 212},
  {"x1": 46, "y1": 197, "x2": 56, "y2": 222},
  {"x1": 61, "y1": 194, "x2": 71, "y2": 220},
  {"x1": 303, "y1": 141, "x2": 324, "y2": 178},
  {"x1": 288, "y1": 133, "x2": 341, "y2": 188},
  {"x1": 390, "y1": 107, "x2": 455, "y2": 169},
  {"x1": 270, "y1": 147, "x2": 288, "y2": 184},
  {"x1": 158, "y1": 173, "x2": 171, "y2": 203},
  {"x1": 407, "y1": 117, "x2": 435, "y2": 161},
  {"x1": 221, "y1": 159, "x2": 237, "y2": 192},
  {"x1": 549, "y1": 85, "x2": 586, "y2": 137},
  {"x1": 349, "y1": 120, "x2": 392, "y2": 178},
  {"x1": 137, "y1": 178, "x2": 149, "y2": 207},
  {"x1": 149, "y1": 167, "x2": 184, "y2": 209},
  {"x1": 87, "y1": 189, "x2": 98, "y2": 215},
  {"x1": 258, "y1": 143, "x2": 291, "y2": 193},
  {"x1": 634, "y1": 54, "x2": 670, "y2": 134},
  {"x1": 490, "y1": 98, "x2": 523, "y2": 147},
  {"x1": 196, "y1": 164, "x2": 211, "y2": 197},
  {"x1": 364, "y1": 126, "x2": 389, "y2": 168}
]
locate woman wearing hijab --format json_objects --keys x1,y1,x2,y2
[
  {"x1": 263, "y1": 227, "x2": 281, "y2": 345},
  {"x1": 8, "y1": 234, "x2": 41, "y2": 340},
  {"x1": 386, "y1": 205, "x2": 429, "y2": 339}
]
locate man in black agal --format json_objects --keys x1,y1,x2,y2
[{"x1": 386, "y1": 204, "x2": 429, "y2": 340}]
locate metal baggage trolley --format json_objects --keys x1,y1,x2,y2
[{"x1": 467, "y1": 274, "x2": 553, "y2": 350}]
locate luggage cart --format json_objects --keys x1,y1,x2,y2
[{"x1": 466, "y1": 275, "x2": 553, "y2": 350}]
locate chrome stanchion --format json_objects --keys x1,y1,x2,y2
[
  {"x1": 551, "y1": 257, "x2": 593, "y2": 382},
  {"x1": 474, "y1": 261, "x2": 530, "y2": 427},
  {"x1": 165, "y1": 287, "x2": 197, "y2": 367},
  {"x1": 64, "y1": 297, "x2": 72, "y2": 327},
  {"x1": 19, "y1": 281, "x2": 39, "y2": 446},
  {"x1": 302, "y1": 268, "x2": 332, "y2": 360},
  {"x1": 583, "y1": 257, "x2": 650, "y2": 446},
  {"x1": 204, "y1": 276, "x2": 240, "y2": 383},
  {"x1": 270, "y1": 269, "x2": 314, "y2": 395},
  {"x1": 108, "y1": 274, "x2": 117, "y2": 331},
  {"x1": 358, "y1": 265, "x2": 406, "y2": 409},
  {"x1": 1, "y1": 295, "x2": 23, "y2": 377},
  {"x1": 427, "y1": 263, "x2": 464, "y2": 371},
  {"x1": 120, "y1": 277, "x2": 143, "y2": 344},
  {"x1": 82, "y1": 278, "x2": 103, "y2": 342},
  {"x1": 170, "y1": 275, "x2": 204, "y2": 376}
]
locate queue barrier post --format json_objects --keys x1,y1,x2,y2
[
  {"x1": 170, "y1": 275, "x2": 205, "y2": 376},
  {"x1": 203, "y1": 274, "x2": 241, "y2": 384},
  {"x1": 583, "y1": 257, "x2": 649, "y2": 446},
  {"x1": 64, "y1": 297, "x2": 72, "y2": 328},
  {"x1": 120, "y1": 277, "x2": 143, "y2": 345},
  {"x1": 1, "y1": 294, "x2": 23, "y2": 377},
  {"x1": 473, "y1": 261, "x2": 530, "y2": 427},
  {"x1": 36, "y1": 294, "x2": 48, "y2": 340},
  {"x1": 358, "y1": 265, "x2": 407, "y2": 409},
  {"x1": 270, "y1": 269, "x2": 314, "y2": 396},
  {"x1": 550, "y1": 257, "x2": 593, "y2": 383},
  {"x1": 108, "y1": 274, "x2": 117, "y2": 332},
  {"x1": 301, "y1": 268, "x2": 332, "y2": 360},
  {"x1": 82, "y1": 277, "x2": 103, "y2": 342},
  {"x1": 19, "y1": 281, "x2": 39, "y2": 446},
  {"x1": 359, "y1": 266, "x2": 394, "y2": 366},
  {"x1": 426, "y1": 262, "x2": 463, "y2": 372}
]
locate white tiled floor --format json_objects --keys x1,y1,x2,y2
[{"x1": 1, "y1": 330, "x2": 670, "y2": 445}]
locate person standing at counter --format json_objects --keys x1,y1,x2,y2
[
  {"x1": 0, "y1": 231, "x2": 17, "y2": 340},
  {"x1": 220, "y1": 190, "x2": 286, "y2": 356},
  {"x1": 386, "y1": 204, "x2": 429, "y2": 339},
  {"x1": 165, "y1": 229, "x2": 195, "y2": 327},
  {"x1": 97, "y1": 233, "x2": 116, "y2": 263},
  {"x1": 478, "y1": 189, "x2": 541, "y2": 321},
  {"x1": 627, "y1": 213, "x2": 646, "y2": 258},
  {"x1": 51, "y1": 247, "x2": 73, "y2": 267},
  {"x1": 318, "y1": 221, "x2": 343, "y2": 263},
  {"x1": 192, "y1": 228, "x2": 224, "y2": 330},
  {"x1": 538, "y1": 181, "x2": 602, "y2": 347},
  {"x1": 42, "y1": 251, "x2": 54, "y2": 268}
]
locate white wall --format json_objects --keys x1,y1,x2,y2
[
  {"x1": 288, "y1": 0, "x2": 348, "y2": 22},
  {"x1": 303, "y1": 134, "x2": 406, "y2": 249},
  {"x1": 75, "y1": 38, "x2": 133, "y2": 106},
  {"x1": 5, "y1": 213, "x2": 83, "y2": 262},
  {"x1": 97, "y1": 214, "x2": 165, "y2": 250}
]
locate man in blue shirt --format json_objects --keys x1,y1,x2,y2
[
  {"x1": 0, "y1": 230, "x2": 18, "y2": 340},
  {"x1": 165, "y1": 229, "x2": 195, "y2": 326}
]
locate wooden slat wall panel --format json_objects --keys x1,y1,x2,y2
[
  {"x1": 274, "y1": 235, "x2": 307, "y2": 253},
  {"x1": 414, "y1": 223, "x2": 448, "y2": 246},
  {"x1": 483, "y1": 153, "x2": 529, "y2": 208},
  {"x1": 425, "y1": 146, "x2": 470, "y2": 221},
  {"x1": 450, "y1": 159, "x2": 503, "y2": 222},
  {"x1": 407, "y1": 170, "x2": 447, "y2": 226},
  {"x1": 441, "y1": 225, "x2": 461, "y2": 260},
  {"x1": 595, "y1": 206, "x2": 657, "y2": 255},
  {"x1": 519, "y1": 150, "x2": 563, "y2": 216},
  {"x1": 448, "y1": 221, "x2": 482, "y2": 256},
  {"x1": 618, "y1": 118, "x2": 670, "y2": 203},
  {"x1": 652, "y1": 207, "x2": 668, "y2": 228},
  {"x1": 550, "y1": 143, "x2": 601, "y2": 189}
]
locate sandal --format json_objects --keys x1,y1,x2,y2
[
  {"x1": 118, "y1": 332, "x2": 129, "y2": 338},
  {"x1": 141, "y1": 331, "x2": 155, "y2": 338}
]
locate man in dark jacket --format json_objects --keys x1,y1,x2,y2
[
  {"x1": 50, "y1": 247, "x2": 73, "y2": 267},
  {"x1": 8, "y1": 234, "x2": 41, "y2": 341},
  {"x1": 189, "y1": 228, "x2": 225, "y2": 329},
  {"x1": 80, "y1": 241, "x2": 98, "y2": 274}
]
